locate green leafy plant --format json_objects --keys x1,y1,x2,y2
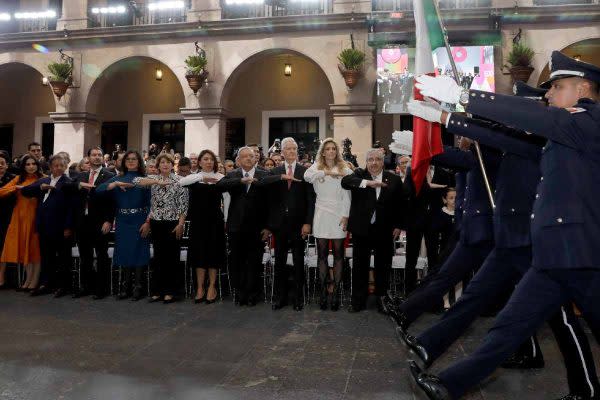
[
  {"x1": 338, "y1": 48, "x2": 366, "y2": 71},
  {"x1": 184, "y1": 54, "x2": 208, "y2": 76},
  {"x1": 506, "y1": 42, "x2": 534, "y2": 68},
  {"x1": 47, "y1": 61, "x2": 72, "y2": 82}
]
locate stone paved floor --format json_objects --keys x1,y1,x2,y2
[{"x1": 0, "y1": 291, "x2": 598, "y2": 400}]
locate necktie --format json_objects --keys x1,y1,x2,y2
[
  {"x1": 245, "y1": 172, "x2": 250, "y2": 192},
  {"x1": 88, "y1": 169, "x2": 96, "y2": 185},
  {"x1": 287, "y1": 164, "x2": 293, "y2": 190}
]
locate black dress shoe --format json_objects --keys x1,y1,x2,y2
[
  {"x1": 30, "y1": 286, "x2": 52, "y2": 297},
  {"x1": 92, "y1": 294, "x2": 106, "y2": 300},
  {"x1": 501, "y1": 353, "x2": 545, "y2": 369},
  {"x1": 53, "y1": 288, "x2": 69, "y2": 298},
  {"x1": 117, "y1": 292, "x2": 130, "y2": 300},
  {"x1": 377, "y1": 296, "x2": 391, "y2": 315},
  {"x1": 293, "y1": 303, "x2": 303, "y2": 311},
  {"x1": 409, "y1": 362, "x2": 451, "y2": 400},
  {"x1": 348, "y1": 304, "x2": 364, "y2": 313},
  {"x1": 247, "y1": 299, "x2": 257, "y2": 307},
  {"x1": 402, "y1": 334, "x2": 432, "y2": 368},
  {"x1": 388, "y1": 308, "x2": 410, "y2": 333},
  {"x1": 72, "y1": 290, "x2": 90, "y2": 299},
  {"x1": 272, "y1": 301, "x2": 287, "y2": 311}
]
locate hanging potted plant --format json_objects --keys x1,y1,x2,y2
[
  {"x1": 47, "y1": 60, "x2": 73, "y2": 99},
  {"x1": 185, "y1": 52, "x2": 209, "y2": 95},
  {"x1": 338, "y1": 35, "x2": 365, "y2": 90},
  {"x1": 506, "y1": 42, "x2": 535, "y2": 83}
]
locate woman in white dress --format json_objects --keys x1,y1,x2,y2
[{"x1": 304, "y1": 138, "x2": 352, "y2": 311}]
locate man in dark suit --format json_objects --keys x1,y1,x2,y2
[
  {"x1": 408, "y1": 51, "x2": 600, "y2": 400},
  {"x1": 260, "y1": 137, "x2": 315, "y2": 311},
  {"x1": 217, "y1": 146, "x2": 270, "y2": 306},
  {"x1": 342, "y1": 149, "x2": 406, "y2": 313},
  {"x1": 73, "y1": 147, "x2": 115, "y2": 299},
  {"x1": 24, "y1": 154, "x2": 78, "y2": 298}
]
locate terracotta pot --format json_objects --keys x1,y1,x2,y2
[
  {"x1": 338, "y1": 65, "x2": 362, "y2": 89},
  {"x1": 186, "y1": 70, "x2": 209, "y2": 94},
  {"x1": 49, "y1": 81, "x2": 69, "y2": 99},
  {"x1": 509, "y1": 66, "x2": 534, "y2": 83}
]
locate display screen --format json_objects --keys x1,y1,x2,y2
[{"x1": 376, "y1": 45, "x2": 495, "y2": 114}]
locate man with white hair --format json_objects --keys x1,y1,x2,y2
[
  {"x1": 217, "y1": 146, "x2": 271, "y2": 306},
  {"x1": 259, "y1": 137, "x2": 315, "y2": 311},
  {"x1": 341, "y1": 148, "x2": 406, "y2": 313}
]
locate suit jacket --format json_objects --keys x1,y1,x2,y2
[
  {"x1": 468, "y1": 91, "x2": 600, "y2": 270},
  {"x1": 21, "y1": 175, "x2": 78, "y2": 237},
  {"x1": 74, "y1": 168, "x2": 116, "y2": 227},
  {"x1": 216, "y1": 168, "x2": 270, "y2": 234},
  {"x1": 448, "y1": 113, "x2": 544, "y2": 249},
  {"x1": 341, "y1": 168, "x2": 406, "y2": 235},
  {"x1": 258, "y1": 163, "x2": 315, "y2": 232}
]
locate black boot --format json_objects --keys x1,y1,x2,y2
[
  {"x1": 319, "y1": 280, "x2": 328, "y2": 310},
  {"x1": 131, "y1": 267, "x2": 144, "y2": 301},
  {"x1": 117, "y1": 269, "x2": 132, "y2": 300},
  {"x1": 330, "y1": 282, "x2": 340, "y2": 312}
]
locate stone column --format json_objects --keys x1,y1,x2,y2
[
  {"x1": 181, "y1": 107, "x2": 228, "y2": 158},
  {"x1": 187, "y1": 0, "x2": 222, "y2": 22},
  {"x1": 332, "y1": 0, "x2": 372, "y2": 14},
  {"x1": 57, "y1": 0, "x2": 89, "y2": 30},
  {"x1": 49, "y1": 112, "x2": 100, "y2": 159},
  {"x1": 330, "y1": 104, "x2": 376, "y2": 162}
]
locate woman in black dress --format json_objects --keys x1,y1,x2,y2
[
  {"x1": 0, "y1": 152, "x2": 16, "y2": 288},
  {"x1": 178, "y1": 149, "x2": 227, "y2": 304}
]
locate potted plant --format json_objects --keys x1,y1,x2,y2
[
  {"x1": 338, "y1": 35, "x2": 365, "y2": 89},
  {"x1": 185, "y1": 53, "x2": 209, "y2": 94},
  {"x1": 47, "y1": 60, "x2": 73, "y2": 99},
  {"x1": 506, "y1": 42, "x2": 535, "y2": 83}
]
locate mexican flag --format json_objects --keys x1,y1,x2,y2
[{"x1": 411, "y1": 0, "x2": 444, "y2": 194}]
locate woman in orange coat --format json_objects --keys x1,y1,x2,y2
[{"x1": 0, "y1": 155, "x2": 44, "y2": 290}]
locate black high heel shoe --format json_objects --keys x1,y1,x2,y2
[
  {"x1": 194, "y1": 292, "x2": 206, "y2": 304},
  {"x1": 319, "y1": 283, "x2": 328, "y2": 311},
  {"x1": 330, "y1": 283, "x2": 340, "y2": 312}
]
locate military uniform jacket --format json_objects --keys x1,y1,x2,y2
[
  {"x1": 432, "y1": 145, "x2": 500, "y2": 246},
  {"x1": 448, "y1": 113, "x2": 544, "y2": 248},
  {"x1": 454, "y1": 171, "x2": 466, "y2": 234},
  {"x1": 467, "y1": 91, "x2": 600, "y2": 270}
]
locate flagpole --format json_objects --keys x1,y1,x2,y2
[{"x1": 431, "y1": 0, "x2": 496, "y2": 210}]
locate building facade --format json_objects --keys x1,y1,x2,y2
[{"x1": 0, "y1": 0, "x2": 599, "y2": 161}]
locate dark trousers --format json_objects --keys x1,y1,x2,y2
[
  {"x1": 352, "y1": 225, "x2": 394, "y2": 308},
  {"x1": 398, "y1": 240, "x2": 493, "y2": 326},
  {"x1": 150, "y1": 220, "x2": 180, "y2": 296},
  {"x1": 39, "y1": 233, "x2": 72, "y2": 291},
  {"x1": 273, "y1": 224, "x2": 305, "y2": 304},
  {"x1": 77, "y1": 217, "x2": 111, "y2": 295},
  {"x1": 439, "y1": 268, "x2": 600, "y2": 399},
  {"x1": 418, "y1": 246, "x2": 532, "y2": 362},
  {"x1": 228, "y1": 231, "x2": 263, "y2": 303},
  {"x1": 405, "y1": 224, "x2": 438, "y2": 293}
]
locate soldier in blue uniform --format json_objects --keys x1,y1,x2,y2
[
  {"x1": 406, "y1": 80, "x2": 599, "y2": 400},
  {"x1": 387, "y1": 135, "x2": 500, "y2": 330},
  {"x1": 404, "y1": 51, "x2": 600, "y2": 400}
]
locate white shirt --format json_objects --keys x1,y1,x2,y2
[
  {"x1": 284, "y1": 160, "x2": 297, "y2": 175},
  {"x1": 359, "y1": 171, "x2": 383, "y2": 199},
  {"x1": 43, "y1": 174, "x2": 62, "y2": 203},
  {"x1": 242, "y1": 166, "x2": 256, "y2": 179},
  {"x1": 88, "y1": 166, "x2": 102, "y2": 185}
]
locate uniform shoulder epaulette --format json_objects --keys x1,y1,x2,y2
[{"x1": 565, "y1": 107, "x2": 587, "y2": 114}]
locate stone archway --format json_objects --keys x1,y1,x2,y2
[
  {"x1": 84, "y1": 56, "x2": 186, "y2": 155},
  {"x1": 536, "y1": 38, "x2": 600, "y2": 86},
  {"x1": 0, "y1": 62, "x2": 56, "y2": 156},
  {"x1": 220, "y1": 48, "x2": 335, "y2": 159}
]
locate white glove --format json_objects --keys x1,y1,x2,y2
[
  {"x1": 414, "y1": 74, "x2": 462, "y2": 104},
  {"x1": 390, "y1": 130, "x2": 413, "y2": 155},
  {"x1": 407, "y1": 100, "x2": 443, "y2": 124}
]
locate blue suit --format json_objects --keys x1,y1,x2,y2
[
  {"x1": 21, "y1": 175, "x2": 78, "y2": 291},
  {"x1": 437, "y1": 92, "x2": 600, "y2": 399},
  {"x1": 396, "y1": 145, "x2": 500, "y2": 326}
]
